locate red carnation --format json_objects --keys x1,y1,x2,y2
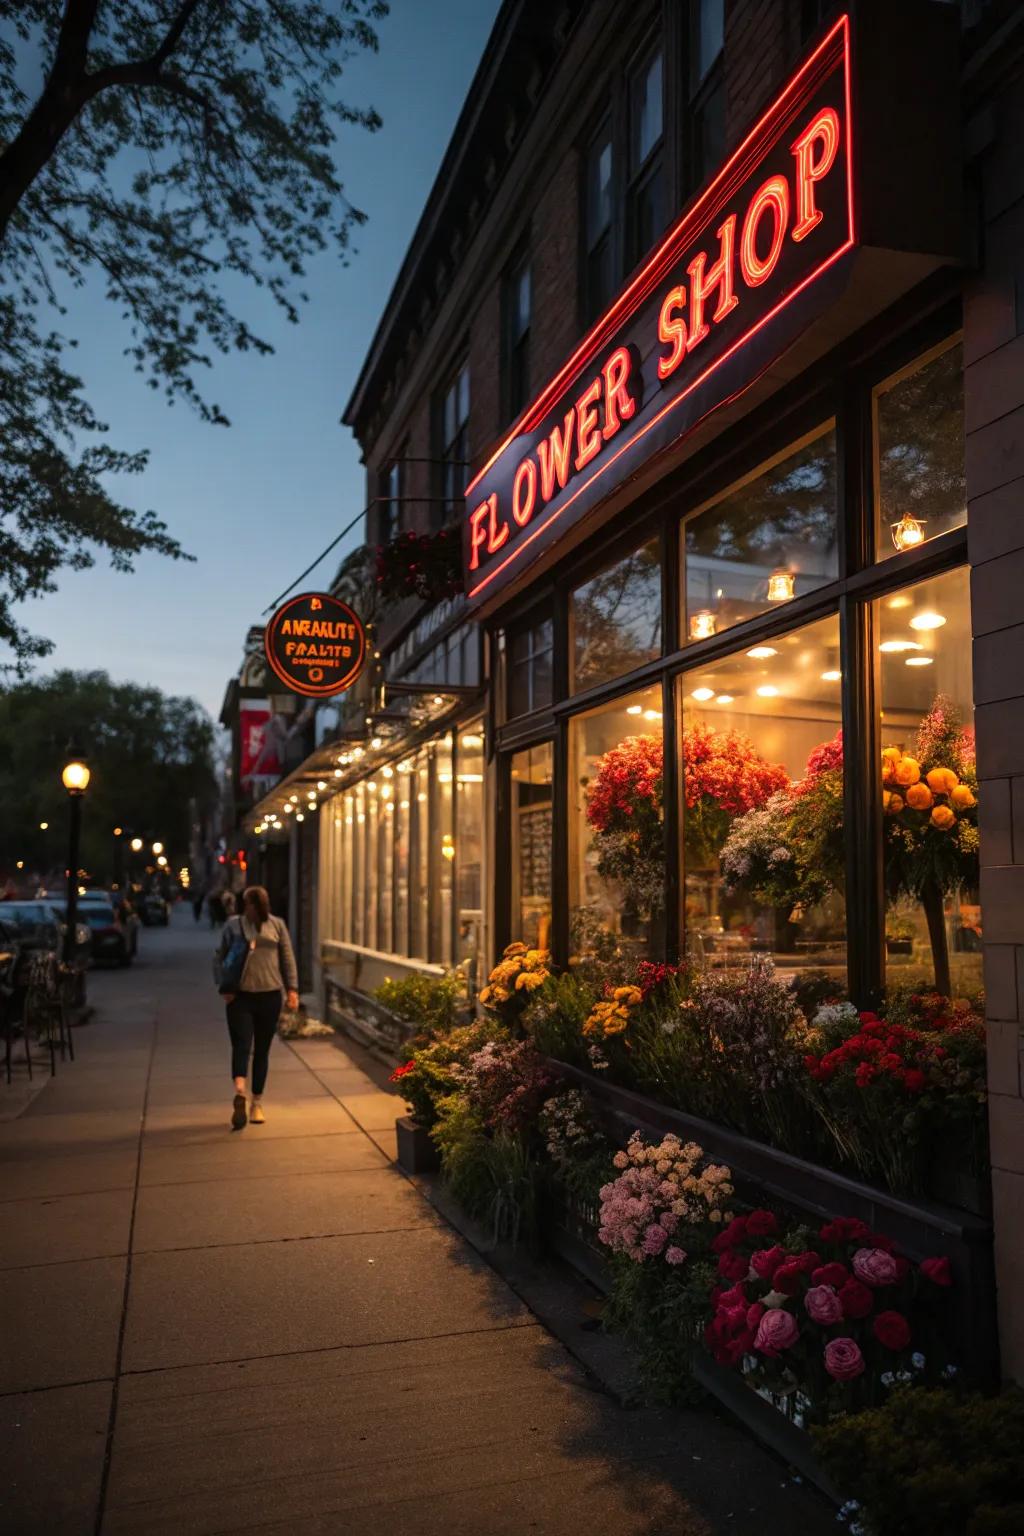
[
  {"x1": 903, "y1": 1068, "x2": 926, "y2": 1093},
  {"x1": 873, "y1": 1310, "x2": 912, "y2": 1351},
  {"x1": 750, "y1": 1245, "x2": 787, "y2": 1281},
  {"x1": 820, "y1": 1216, "x2": 871, "y2": 1244},
  {"x1": 838, "y1": 1279, "x2": 874, "y2": 1319},
  {"x1": 867, "y1": 1232, "x2": 897, "y2": 1253},
  {"x1": 718, "y1": 1250, "x2": 750, "y2": 1282},
  {"x1": 920, "y1": 1256, "x2": 953, "y2": 1287},
  {"x1": 745, "y1": 1209, "x2": 778, "y2": 1238},
  {"x1": 773, "y1": 1261, "x2": 807, "y2": 1297},
  {"x1": 812, "y1": 1262, "x2": 850, "y2": 1288}
]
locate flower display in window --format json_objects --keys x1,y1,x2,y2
[
  {"x1": 584, "y1": 734, "x2": 665, "y2": 917},
  {"x1": 683, "y1": 721, "x2": 789, "y2": 868}
]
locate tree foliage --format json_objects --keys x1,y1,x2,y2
[
  {"x1": 0, "y1": 0, "x2": 386, "y2": 662},
  {"x1": 0, "y1": 668, "x2": 217, "y2": 878}
]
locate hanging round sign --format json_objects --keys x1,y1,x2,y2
[{"x1": 264, "y1": 591, "x2": 366, "y2": 698}]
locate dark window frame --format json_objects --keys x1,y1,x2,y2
[
  {"x1": 501, "y1": 240, "x2": 532, "y2": 424},
  {"x1": 434, "y1": 355, "x2": 471, "y2": 527},
  {"x1": 377, "y1": 448, "x2": 406, "y2": 545}
]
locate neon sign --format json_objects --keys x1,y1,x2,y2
[
  {"x1": 464, "y1": 14, "x2": 855, "y2": 604},
  {"x1": 264, "y1": 592, "x2": 366, "y2": 698}
]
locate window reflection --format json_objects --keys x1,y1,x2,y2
[
  {"x1": 456, "y1": 725, "x2": 485, "y2": 994},
  {"x1": 681, "y1": 614, "x2": 846, "y2": 983},
  {"x1": 875, "y1": 339, "x2": 965, "y2": 560},
  {"x1": 683, "y1": 425, "x2": 837, "y2": 644},
  {"x1": 570, "y1": 684, "x2": 664, "y2": 962},
  {"x1": 878, "y1": 568, "x2": 979, "y2": 997},
  {"x1": 511, "y1": 742, "x2": 553, "y2": 951},
  {"x1": 571, "y1": 539, "x2": 661, "y2": 693}
]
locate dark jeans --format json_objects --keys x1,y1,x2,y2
[{"x1": 226, "y1": 991, "x2": 282, "y2": 1095}]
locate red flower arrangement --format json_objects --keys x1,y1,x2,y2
[
  {"x1": 704, "y1": 1208, "x2": 956, "y2": 1418},
  {"x1": 389, "y1": 1060, "x2": 416, "y2": 1082},
  {"x1": 585, "y1": 735, "x2": 665, "y2": 916},
  {"x1": 375, "y1": 526, "x2": 463, "y2": 603},
  {"x1": 683, "y1": 721, "x2": 788, "y2": 866}
]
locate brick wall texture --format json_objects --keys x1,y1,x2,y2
[{"x1": 965, "y1": 71, "x2": 1024, "y2": 1383}]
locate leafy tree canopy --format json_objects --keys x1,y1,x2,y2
[
  {"x1": 0, "y1": 0, "x2": 386, "y2": 664},
  {"x1": 0, "y1": 668, "x2": 217, "y2": 878}
]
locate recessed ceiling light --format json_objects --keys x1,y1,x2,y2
[
  {"x1": 756, "y1": 685, "x2": 779, "y2": 698},
  {"x1": 910, "y1": 611, "x2": 946, "y2": 631},
  {"x1": 626, "y1": 704, "x2": 643, "y2": 715},
  {"x1": 905, "y1": 656, "x2": 934, "y2": 667},
  {"x1": 888, "y1": 594, "x2": 911, "y2": 609},
  {"x1": 691, "y1": 687, "x2": 715, "y2": 701},
  {"x1": 715, "y1": 694, "x2": 734, "y2": 704},
  {"x1": 643, "y1": 708, "x2": 662, "y2": 721},
  {"x1": 747, "y1": 646, "x2": 778, "y2": 659},
  {"x1": 821, "y1": 670, "x2": 842, "y2": 682},
  {"x1": 879, "y1": 640, "x2": 923, "y2": 653}
]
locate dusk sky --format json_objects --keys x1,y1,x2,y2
[{"x1": 17, "y1": 0, "x2": 500, "y2": 719}]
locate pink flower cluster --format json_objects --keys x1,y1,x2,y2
[
  {"x1": 598, "y1": 1131, "x2": 733, "y2": 1267},
  {"x1": 704, "y1": 1209, "x2": 955, "y2": 1388}
]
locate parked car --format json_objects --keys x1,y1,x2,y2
[
  {"x1": 81, "y1": 902, "x2": 134, "y2": 966},
  {"x1": 140, "y1": 893, "x2": 169, "y2": 927},
  {"x1": 79, "y1": 890, "x2": 141, "y2": 955},
  {"x1": 0, "y1": 901, "x2": 89, "y2": 1007}
]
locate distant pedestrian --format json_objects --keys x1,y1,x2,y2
[
  {"x1": 192, "y1": 885, "x2": 205, "y2": 924},
  {"x1": 215, "y1": 884, "x2": 298, "y2": 1130},
  {"x1": 208, "y1": 890, "x2": 224, "y2": 928}
]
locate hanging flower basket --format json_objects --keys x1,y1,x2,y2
[{"x1": 375, "y1": 526, "x2": 464, "y2": 603}]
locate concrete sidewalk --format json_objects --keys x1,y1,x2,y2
[{"x1": 0, "y1": 911, "x2": 833, "y2": 1535}]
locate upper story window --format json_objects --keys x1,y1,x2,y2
[
  {"x1": 437, "y1": 358, "x2": 470, "y2": 525},
  {"x1": 583, "y1": 118, "x2": 615, "y2": 326},
  {"x1": 508, "y1": 614, "x2": 554, "y2": 718},
  {"x1": 503, "y1": 247, "x2": 532, "y2": 422},
  {"x1": 873, "y1": 337, "x2": 965, "y2": 562},
  {"x1": 687, "y1": 0, "x2": 725, "y2": 191},
  {"x1": 626, "y1": 45, "x2": 665, "y2": 268},
  {"x1": 378, "y1": 452, "x2": 404, "y2": 544}
]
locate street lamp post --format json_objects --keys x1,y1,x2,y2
[{"x1": 61, "y1": 747, "x2": 90, "y2": 967}]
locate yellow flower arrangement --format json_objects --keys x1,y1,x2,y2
[
  {"x1": 882, "y1": 744, "x2": 973, "y2": 837},
  {"x1": 480, "y1": 942, "x2": 551, "y2": 1017},
  {"x1": 930, "y1": 804, "x2": 956, "y2": 830},
  {"x1": 951, "y1": 784, "x2": 976, "y2": 810},
  {"x1": 893, "y1": 755, "x2": 922, "y2": 787},
  {"x1": 583, "y1": 985, "x2": 643, "y2": 1040},
  {"x1": 926, "y1": 767, "x2": 959, "y2": 796},
  {"x1": 905, "y1": 782, "x2": 933, "y2": 812}
]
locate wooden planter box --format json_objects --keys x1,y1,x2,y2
[{"x1": 542, "y1": 1057, "x2": 998, "y2": 1389}]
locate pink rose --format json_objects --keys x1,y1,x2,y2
[
  {"x1": 824, "y1": 1337, "x2": 865, "y2": 1381},
  {"x1": 804, "y1": 1284, "x2": 843, "y2": 1325},
  {"x1": 852, "y1": 1247, "x2": 899, "y2": 1287},
  {"x1": 754, "y1": 1308, "x2": 799, "y2": 1357}
]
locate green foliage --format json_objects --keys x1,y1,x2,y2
[
  {"x1": 374, "y1": 971, "x2": 464, "y2": 1041},
  {"x1": 0, "y1": 1, "x2": 385, "y2": 660},
  {"x1": 432, "y1": 1095, "x2": 539, "y2": 1247},
  {"x1": 391, "y1": 1018, "x2": 505, "y2": 1129},
  {"x1": 811, "y1": 1387, "x2": 1024, "y2": 1536},
  {"x1": 522, "y1": 970, "x2": 597, "y2": 1065},
  {"x1": 603, "y1": 1254, "x2": 715, "y2": 1405},
  {"x1": 0, "y1": 669, "x2": 216, "y2": 876}
]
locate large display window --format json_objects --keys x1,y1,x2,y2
[
  {"x1": 510, "y1": 742, "x2": 553, "y2": 950},
  {"x1": 874, "y1": 337, "x2": 965, "y2": 560},
  {"x1": 570, "y1": 539, "x2": 661, "y2": 693}
]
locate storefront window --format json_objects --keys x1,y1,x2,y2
[
  {"x1": 377, "y1": 768, "x2": 395, "y2": 954},
  {"x1": 511, "y1": 742, "x2": 553, "y2": 950},
  {"x1": 571, "y1": 539, "x2": 662, "y2": 693},
  {"x1": 353, "y1": 783, "x2": 367, "y2": 947},
  {"x1": 680, "y1": 613, "x2": 846, "y2": 984},
  {"x1": 508, "y1": 614, "x2": 553, "y2": 716},
  {"x1": 682, "y1": 425, "x2": 837, "y2": 644},
  {"x1": 569, "y1": 683, "x2": 664, "y2": 961},
  {"x1": 393, "y1": 764, "x2": 411, "y2": 955},
  {"x1": 874, "y1": 338, "x2": 965, "y2": 561},
  {"x1": 410, "y1": 752, "x2": 429, "y2": 960},
  {"x1": 878, "y1": 567, "x2": 979, "y2": 997},
  {"x1": 456, "y1": 724, "x2": 485, "y2": 991},
  {"x1": 435, "y1": 736, "x2": 455, "y2": 964}
]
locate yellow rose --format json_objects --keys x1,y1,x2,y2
[
  {"x1": 515, "y1": 970, "x2": 546, "y2": 992},
  {"x1": 930, "y1": 804, "x2": 956, "y2": 831},
  {"x1": 951, "y1": 784, "x2": 976, "y2": 810},
  {"x1": 882, "y1": 746, "x2": 903, "y2": 763},
  {"x1": 894, "y1": 757, "x2": 921, "y2": 787},
  {"x1": 905, "y1": 783, "x2": 933, "y2": 811},
  {"x1": 886, "y1": 793, "x2": 904, "y2": 815},
  {"x1": 927, "y1": 767, "x2": 959, "y2": 796}
]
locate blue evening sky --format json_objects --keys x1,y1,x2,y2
[{"x1": 16, "y1": 1, "x2": 500, "y2": 719}]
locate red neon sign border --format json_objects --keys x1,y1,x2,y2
[
  {"x1": 264, "y1": 592, "x2": 367, "y2": 698},
  {"x1": 465, "y1": 12, "x2": 853, "y2": 504},
  {"x1": 467, "y1": 29, "x2": 855, "y2": 603}
]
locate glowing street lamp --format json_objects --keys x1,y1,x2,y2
[
  {"x1": 61, "y1": 745, "x2": 90, "y2": 966},
  {"x1": 152, "y1": 841, "x2": 164, "y2": 856}
]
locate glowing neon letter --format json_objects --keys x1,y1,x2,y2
[
  {"x1": 486, "y1": 491, "x2": 509, "y2": 554},
  {"x1": 740, "y1": 175, "x2": 790, "y2": 287},
  {"x1": 657, "y1": 285, "x2": 688, "y2": 381},
  {"x1": 687, "y1": 214, "x2": 739, "y2": 353},
  {"x1": 537, "y1": 409, "x2": 575, "y2": 501},
  {"x1": 602, "y1": 347, "x2": 637, "y2": 439},
  {"x1": 574, "y1": 378, "x2": 603, "y2": 470},
  {"x1": 468, "y1": 498, "x2": 491, "y2": 571},
  {"x1": 512, "y1": 456, "x2": 538, "y2": 527},
  {"x1": 791, "y1": 107, "x2": 840, "y2": 242}
]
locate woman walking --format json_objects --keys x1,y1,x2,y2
[{"x1": 217, "y1": 885, "x2": 298, "y2": 1130}]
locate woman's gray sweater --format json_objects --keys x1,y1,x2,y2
[{"x1": 220, "y1": 915, "x2": 298, "y2": 994}]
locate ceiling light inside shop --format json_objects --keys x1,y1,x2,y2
[
  {"x1": 283, "y1": 804, "x2": 293, "y2": 814},
  {"x1": 821, "y1": 670, "x2": 842, "y2": 682},
  {"x1": 643, "y1": 708, "x2": 662, "y2": 721},
  {"x1": 888, "y1": 594, "x2": 912, "y2": 609},
  {"x1": 626, "y1": 704, "x2": 643, "y2": 715},
  {"x1": 891, "y1": 513, "x2": 926, "y2": 551},
  {"x1": 382, "y1": 765, "x2": 394, "y2": 778},
  {"x1": 367, "y1": 781, "x2": 377, "y2": 792},
  {"x1": 370, "y1": 736, "x2": 382, "y2": 749},
  {"x1": 316, "y1": 780, "x2": 326, "y2": 791},
  {"x1": 433, "y1": 695, "x2": 444, "y2": 705},
  {"x1": 381, "y1": 785, "x2": 392, "y2": 799},
  {"x1": 756, "y1": 685, "x2": 779, "y2": 698},
  {"x1": 400, "y1": 800, "x2": 410, "y2": 810},
  {"x1": 766, "y1": 570, "x2": 795, "y2": 602},
  {"x1": 747, "y1": 646, "x2": 778, "y2": 659},
  {"x1": 715, "y1": 694, "x2": 734, "y2": 704},
  {"x1": 689, "y1": 611, "x2": 717, "y2": 640},
  {"x1": 879, "y1": 640, "x2": 923, "y2": 653},
  {"x1": 334, "y1": 768, "x2": 343, "y2": 778},
  {"x1": 295, "y1": 813, "x2": 305, "y2": 822},
  {"x1": 461, "y1": 733, "x2": 483, "y2": 748},
  {"x1": 909, "y1": 611, "x2": 946, "y2": 631},
  {"x1": 905, "y1": 656, "x2": 934, "y2": 667},
  {"x1": 691, "y1": 687, "x2": 715, "y2": 701}
]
